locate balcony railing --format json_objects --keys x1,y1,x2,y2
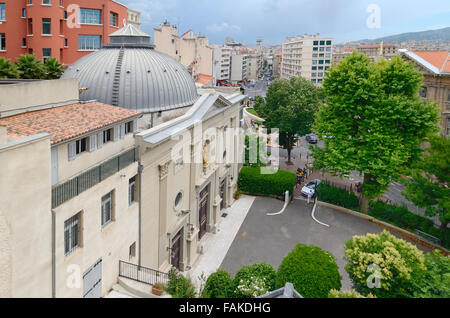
[
  {"x1": 52, "y1": 148, "x2": 137, "y2": 208},
  {"x1": 119, "y1": 261, "x2": 169, "y2": 286}
]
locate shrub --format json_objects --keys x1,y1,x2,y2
[
  {"x1": 344, "y1": 230, "x2": 426, "y2": 298},
  {"x1": 275, "y1": 244, "x2": 342, "y2": 298},
  {"x1": 317, "y1": 182, "x2": 360, "y2": 210},
  {"x1": 166, "y1": 268, "x2": 196, "y2": 298},
  {"x1": 328, "y1": 289, "x2": 376, "y2": 298},
  {"x1": 412, "y1": 250, "x2": 450, "y2": 298},
  {"x1": 238, "y1": 167, "x2": 296, "y2": 198},
  {"x1": 232, "y1": 263, "x2": 277, "y2": 298},
  {"x1": 235, "y1": 276, "x2": 270, "y2": 298},
  {"x1": 369, "y1": 201, "x2": 450, "y2": 249},
  {"x1": 202, "y1": 270, "x2": 233, "y2": 298}
]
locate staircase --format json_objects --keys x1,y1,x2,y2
[{"x1": 111, "y1": 48, "x2": 125, "y2": 106}]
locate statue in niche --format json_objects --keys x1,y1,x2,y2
[{"x1": 203, "y1": 140, "x2": 210, "y2": 169}]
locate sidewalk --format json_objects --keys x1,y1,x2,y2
[{"x1": 185, "y1": 195, "x2": 256, "y2": 290}]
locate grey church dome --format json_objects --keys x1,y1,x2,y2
[{"x1": 62, "y1": 24, "x2": 199, "y2": 113}]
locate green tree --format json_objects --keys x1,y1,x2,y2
[
  {"x1": 412, "y1": 250, "x2": 450, "y2": 298},
  {"x1": 202, "y1": 270, "x2": 234, "y2": 298},
  {"x1": 15, "y1": 54, "x2": 46, "y2": 79},
  {"x1": 254, "y1": 77, "x2": 320, "y2": 164},
  {"x1": 312, "y1": 52, "x2": 441, "y2": 212},
  {"x1": 0, "y1": 57, "x2": 21, "y2": 79},
  {"x1": 43, "y1": 57, "x2": 65, "y2": 79},
  {"x1": 403, "y1": 135, "x2": 450, "y2": 229}
]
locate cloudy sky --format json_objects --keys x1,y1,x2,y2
[{"x1": 119, "y1": 0, "x2": 450, "y2": 45}]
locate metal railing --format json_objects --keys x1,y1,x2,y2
[
  {"x1": 52, "y1": 148, "x2": 137, "y2": 208},
  {"x1": 414, "y1": 230, "x2": 441, "y2": 245},
  {"x1": 119, "y1": 261, "x2": 169, "y2": 286}
]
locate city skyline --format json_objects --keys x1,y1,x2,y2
[{"x1": 120, "y1": 0, "x2": 450, "y2": 45}]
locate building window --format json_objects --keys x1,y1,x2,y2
[
  {"x1": 79, "y1": 8, "x2": 101, "y2": 25},
  {"x1": 42, "y1": 48, "x2": 51, "y2": 61},
  {"x1": 326, "y1": 40, "x2": 332, "y2": 45},
  {"x1": 174, "y1": 191, "x2": 183, "y2": 211},
  {"x1": 22, "y1": 8, "x2": 26, "y2": 18},
  {"x1": 42, "y1": 0, "x2": 51, "y2": 5},
  {"x1": 64, "y1": 213, "x2": 80, "y2": 256},
  {"x1": 22, "y1": 38, "x2": 26, "y2": 47},
  {"x1": 419, "y1": 87, "x2": 427, "y2": 98},
  {"x1": 42, "y1": 18, "x2": 51, "y2": 35},
  {"x1": 0, "y1": 3, "x2": 5, "y2": 21},
  {"x1": 27, "y1": 0, "x2": 32, "y2": 4},
  {"x1": 313, "y1": 41, "x2": 318, "y2": 46},
  {"x1": 447, "y1": 90, "x2": 450, "y2": 102},
  {"x1": 125, "y1": 121, "x2": 133, "y2": 134},
  {"x1": 129, "y1": 242, "x2": 136, "y2": 259},
  {"x1": 110, "y1": 12, "x2": 118, "y2": 27},
  {"x1": 129, "y1": 176, "x2": 137, "y2": 206},
  {"x1": 0, "y1": 34, "x2": 5, "y2": 51},
  {"x1": 78, "y1": 35, "x2": 101, "y2": 51},
  {"x1": 101, "y1": 192, "x2": 113, "y2": 227},
  {"x1": 76, "y1": 137, "x2": 88, "y2": 154},
  {"x1": 103, "y1": 128, "x2": 113, "y2": 144},
  {"x1": 28, "y1": 18, "x2": 33, "y2": 34},
  {"x1": 447, "y1": 118, "x2": 450, "y2": 137},
  {"x1": 64, "y1": 38, "x2": 68, "y2": 47}
]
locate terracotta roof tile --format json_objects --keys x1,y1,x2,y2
[
  {"x1": 0, "y1": 102, "x2": 141, "y2": 145},
  {"x1": 196, "y1": 74, "x2": 213, "y2": 86},
  {"x1": 412, "y1": 51, "x2": 450, "y2": 73}
]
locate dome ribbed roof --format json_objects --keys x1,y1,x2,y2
[{"x1": 62, "y1": 25, "x2": 199, "y2": 113}]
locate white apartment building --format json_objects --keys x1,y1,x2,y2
[
  {"x1": 230, "y1": 52, "x2": 249, "y2": 83},
  {"x1": 281, "y1": 34, "x2": 333, "y2": 85},
  {"x1": 212, "y1": 45, "x2": 232, "y2": 82}
]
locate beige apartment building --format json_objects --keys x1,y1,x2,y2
[
  {"x1": 230, "y1": 51, "x2": 249, "y2": 83},
  {"x1": 401, "y1": 50, "x2": 450, "y2": 137},
  {"x1": 281, "y1": 34, "x2": 333, "y2": 85},
  {"x1": 0, "y1": 79, "x2": 141, "y2": 298},
  {"x1": 153, "y1": 21, "x2": 214, "y2": 84},
  {"x1": 127, "y1": 9, "x2": 141, "y2": 29},
  {"x1": 273, "y1": 51, "x2": 282, "y2": 78},
  {"x1": 334, "y1": 42, "x2": 399, "y2": 66},
  {"x1": 212, "y1": 45, "x2": 232, "y2": 82}
]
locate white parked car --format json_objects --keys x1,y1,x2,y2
[{"x1": 301, "y1": 180, "x2": 321, "y2": 197}]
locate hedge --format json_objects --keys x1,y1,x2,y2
[
  {"x1": 201, "y1": 270, "x2": 233, "y2": 298},
  {"x1": 369, "y1": 201, "x2": 450, "y2": 249},
  {"x1": 317, "y1": 182, "x2": 360, "y2": 211},
  {"x1": 238, "y1": 167, "x2": 296, "y2": 198},
  {"x1": 275, "y1": 244, "x2": 342, "y2": 298}
]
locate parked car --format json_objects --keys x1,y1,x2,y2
[
  {"x1": 301, "y1": 180, "x2": 321, "y2": 197},
  {"x1": 306, "y1": 134, "x2": 318, "y2": 144}
]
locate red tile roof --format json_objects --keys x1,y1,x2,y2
[
  {"x1": 196, "y1": 74, "x2": 213, "y2": 86},
  {"x1": 0, "y1": 102, "x2": 141, "y2": 145},
  {"x1": 412, "y1": 51, "x2": 450, "y2": 73}
]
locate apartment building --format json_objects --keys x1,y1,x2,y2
[
  {"x1": 230, "y1": 51, "x2": 248, "y2": 83},
  {"x1": 273, "y1": 51, "x2": 282, "y2": 78},
  {"x1": 0, "y1": 79, "x2": 141, "y2": 298},
  {"x1": 212, "y1": 45, "x2": 232, "y2": 83},
  {"x1": 153, "y1": 21, "x2": 214, "y2": 83},
  {"x1": 0, "y1": 0, "x2": 133, "y2": 65},
  {"x1": 127, "y1": 8, "x2": 140, "y2": 29},
  {"x1": 401, "y1": 50, "x2": 450, "y2": 137},
  {"x1": 281, "y1": 34, "x2": 333, "y2": 86}
]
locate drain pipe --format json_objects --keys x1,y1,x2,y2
[
  {"x1": 138, "y1": 164, "x2": 144, "y2": 268},
  {"x1": 51, "y1": 209, "x2": 56, "y2": 298}
]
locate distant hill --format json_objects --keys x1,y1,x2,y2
[{"x1": 359, "y1": 27, "x2": 450, "y2": 43}]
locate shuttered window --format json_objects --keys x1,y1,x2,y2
[
  {"x1": 89, "y1": 134, "x2": 97, "y2": 152},
  {"x1": 64, "y1": 213, "x2": 80, "y2": 256},
  {"x1": 120, "y1": 123, "x2": 125, "y2": 139},
  {"x1": 97, "y1": 132, "x2": 103, "y2": 149},
  {"x1": 101, "y1": 192, "x2": 113, "y2": 227}
]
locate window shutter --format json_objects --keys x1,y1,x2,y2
[
  {"x1": 68, "y1": 142, "x2": 76, "y2": 161},
  {"x1": 89, "y1": 134, "x2": 97, "y2": 152},
  {"x1": 120, "y1": 124, "x2": 125, "y2": 139},
  {"x1": 114, "y1": 126, "x2": 119, "y2": 141},
  {"x1": 97, "y1": 132, "x2": 103, "y2": 149},
  {"x1": 133, "y1": 119, "x2": 138, "y2": 133}
]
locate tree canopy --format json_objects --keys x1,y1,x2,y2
[
  {"x1": 311, "y1": 52, "x2": 441, "y2": 211},
  {"x1": 403, "y1": 135, "x2": 450, "y2": 229},
  {"x1": 254, "y1": 77, "x2": 321, "y2": 163},
  {"x1": 0, "y1": 55, "x2": 65, "y2": 80}
]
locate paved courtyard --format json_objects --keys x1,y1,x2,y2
[{"x1": 220, "y1": 196, "x2": 431, "y2": 291}]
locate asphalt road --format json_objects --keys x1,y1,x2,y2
[{"x1": 220, "y1": 197, "x2": 431, "y2": 292}]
